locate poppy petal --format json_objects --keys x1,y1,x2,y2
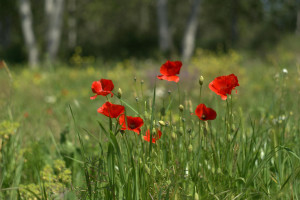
[
  {"x1": 160, "y1": 60, "x2": 182, "y2": 76},
  {"x1": 209, "y1": 74, "x2": 239, "y2": 100},
  {"x1": 91, "y1": 81, "x2": 102, "y2": 93},
  {"x1": 118, "y1": 114, "x2": 127, "y2": 130},
  {"x1": 97, "y1": 102, "x2": 125, "y2": 118},
  {"x1": 90, "y1": 95, "x2": 98, "y2": 100},
  {"x1": 157, "y1": 60, "x2": 182, "y2": 82},
  {"x1": 90, "y1": 79, "x2": 114, "y2": 98},
  {"x1": 157, "y1": 75, "x2": 180, "y2": 83},
  {"x1": 100, "y1": 79, "x2": 114, "y2": 92},
  {"x1": 195, "y1": 104, "x2": 217, "y2": 121},
  {"x1": 143, "y1": 129, "x2": 162, "y2": 143}
]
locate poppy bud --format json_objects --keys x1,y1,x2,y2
[
  {"x1": 179, "y1": 104, "x2": 184, "y2": 112},
  {"x1": 195, "y1": 193, "x2": 199, "y2": 200},
  {"x1": 171, "y1": 132, "x2": 177, "y2": 139},
  {"x1": 188, "y1": 144, "x2": 193, "y2": 152},
  {"x1": 187, "y1": 128, "x2": 192, "y2": 134},
  {"x1": 144, "y1": 111, "x2": 149, "y2": 120},
  {"x1": 158, "y1": 120, "x2": 165, "y2": 126},
  {"x1": 168, "y1": 90, "x2": 172, "y2": 95},
  {"x1": 199, "y1": 76, "x2": 204, "y2": 85},
  {"x1": 135, "y1": 97, "x2": 139, "y2": 102},
  {"x1": 179, "y1": 127, "x2": 184, "y2": 134},
  {"x1": 134, "y1": 77, "x2": 137, "y2": 82},
  {"x1": 117, "y1": 88, "x2": 122, "y2": 99},
  {"x1": 141, "y1": 80, "x2": 144, "y2": 84},
  {"x1": 181, "y1": 118, "x2": 186, "y2": 122},
  {"x1": 152, "y1": 128, "x2": 156, "y2": 134}
]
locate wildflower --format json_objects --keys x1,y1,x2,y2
[
  {"x1": 282, "y1": 68, "x2": 288, "y2": 74},
  {"x1": 209, "y1": 74, "x2": 239, "y2": 100},
  {"x1": 118, "y1": 115, "x2": 144, "y2": 134},
  {"x1": 24, "y1": 112, "x2": 29, "y2": 118},
  {"x1": 143, "y1": 129, "x2": 162, "y2": 143},
  {"x1": 157, "y1": 60, "x2": 182, "y2": 83},
  {"x1": 194, "y1": 104, "x2": 217, "y2": 121},
  {"x1": 97, "y1": 102, "x2": 124, "y2": 118},
  {"x1": 90, "y1": 79, "x2": 114, "y2": 99},
  {"x1": 45, "y1": 95, "x2": 57, "y2": 104}
]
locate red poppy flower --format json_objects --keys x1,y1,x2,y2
[
  {"x1": 209, "y1": 74, "x2": 239, "y2": 100},
  {"x1": 157, "y1": 60, "x2": 182, "y2": 83},
  {"x1": 143, "y1": 129, "x2": 162, "y2": 143},
  {"x1": 90, "y1": 79, "x2": 114, "y2": 99},
  {"x1": 194, "y1": 104, "x2": 217, "y2": 121},
  {"x1": 97, "y1": 102, "x2": 125, "y2": 118},
  {"x1": 118, "y1": 115, "x2": 144, "y2": 134}
]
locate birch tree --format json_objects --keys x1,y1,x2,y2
[
  {"x1": 296, "y1": 0, "x2": 300, "y2": 35},
  {"x1": 45, "y1": 0, "x2": 65, "y2": 62},
  {"x1": 19, "y1": 0, "x2": 39, "y2": 68},
  {"x1": 181, "y1": 0, "x2": 201, "y2": 62},
  {"x1": 157, "y1": 0, "x2": 172, "y2": 53},
  {"x1": 67, "y1": 0, "x2": 76, "y2": 48}
]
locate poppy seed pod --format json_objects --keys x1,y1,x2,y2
[
  {"x1": 199, "y1": 76, "x2": 204, "y2": 85},
  {"x1": 179, "y1": 104, "x2": 184, "y2": 112},
  {"x1": 179, "y1": 127, "x2": 184, "y2": 134}
]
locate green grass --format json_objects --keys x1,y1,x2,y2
[{"x1": 0, "y1": 41, "x2": 300, "y2": 199}]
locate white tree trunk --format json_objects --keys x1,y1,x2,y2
[
  {"x1": 296, "y1": 8, "x2": 300, "y2": 35},
  {"x1": 67, "y1": 0, "x2": 77, "y2": 48},
  {"x1": 19, "y1": 0, "x2": 39, "y2": 68},
  {"x1": 181, "y1": 0, "x2": 201, "y2": 62},
  {"x1": 45, "y1": 0, "x2": 64, "y2": 62},
  {"x1": 157, "y1": 0, "x2": 172, "y2": 52}
]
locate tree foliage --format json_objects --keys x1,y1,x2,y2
[{"x1": 0, "y1": 0, "x2": 299, "y2": 63}]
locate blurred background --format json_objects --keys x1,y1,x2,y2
[{"x1": 1, "y1": 0, "x2": 300, "y2": 67}]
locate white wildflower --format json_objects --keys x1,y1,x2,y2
[{"x1": 282, "y1": 68, "x2": 288, "y2": 74}]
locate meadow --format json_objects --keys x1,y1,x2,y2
[{"x1": 0, "y1": 36, "x2": 300, "y2": 199}]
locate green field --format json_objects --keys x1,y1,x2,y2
[{"x1": 1, "y1": 38, "x2": 300, "y2": 199}]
